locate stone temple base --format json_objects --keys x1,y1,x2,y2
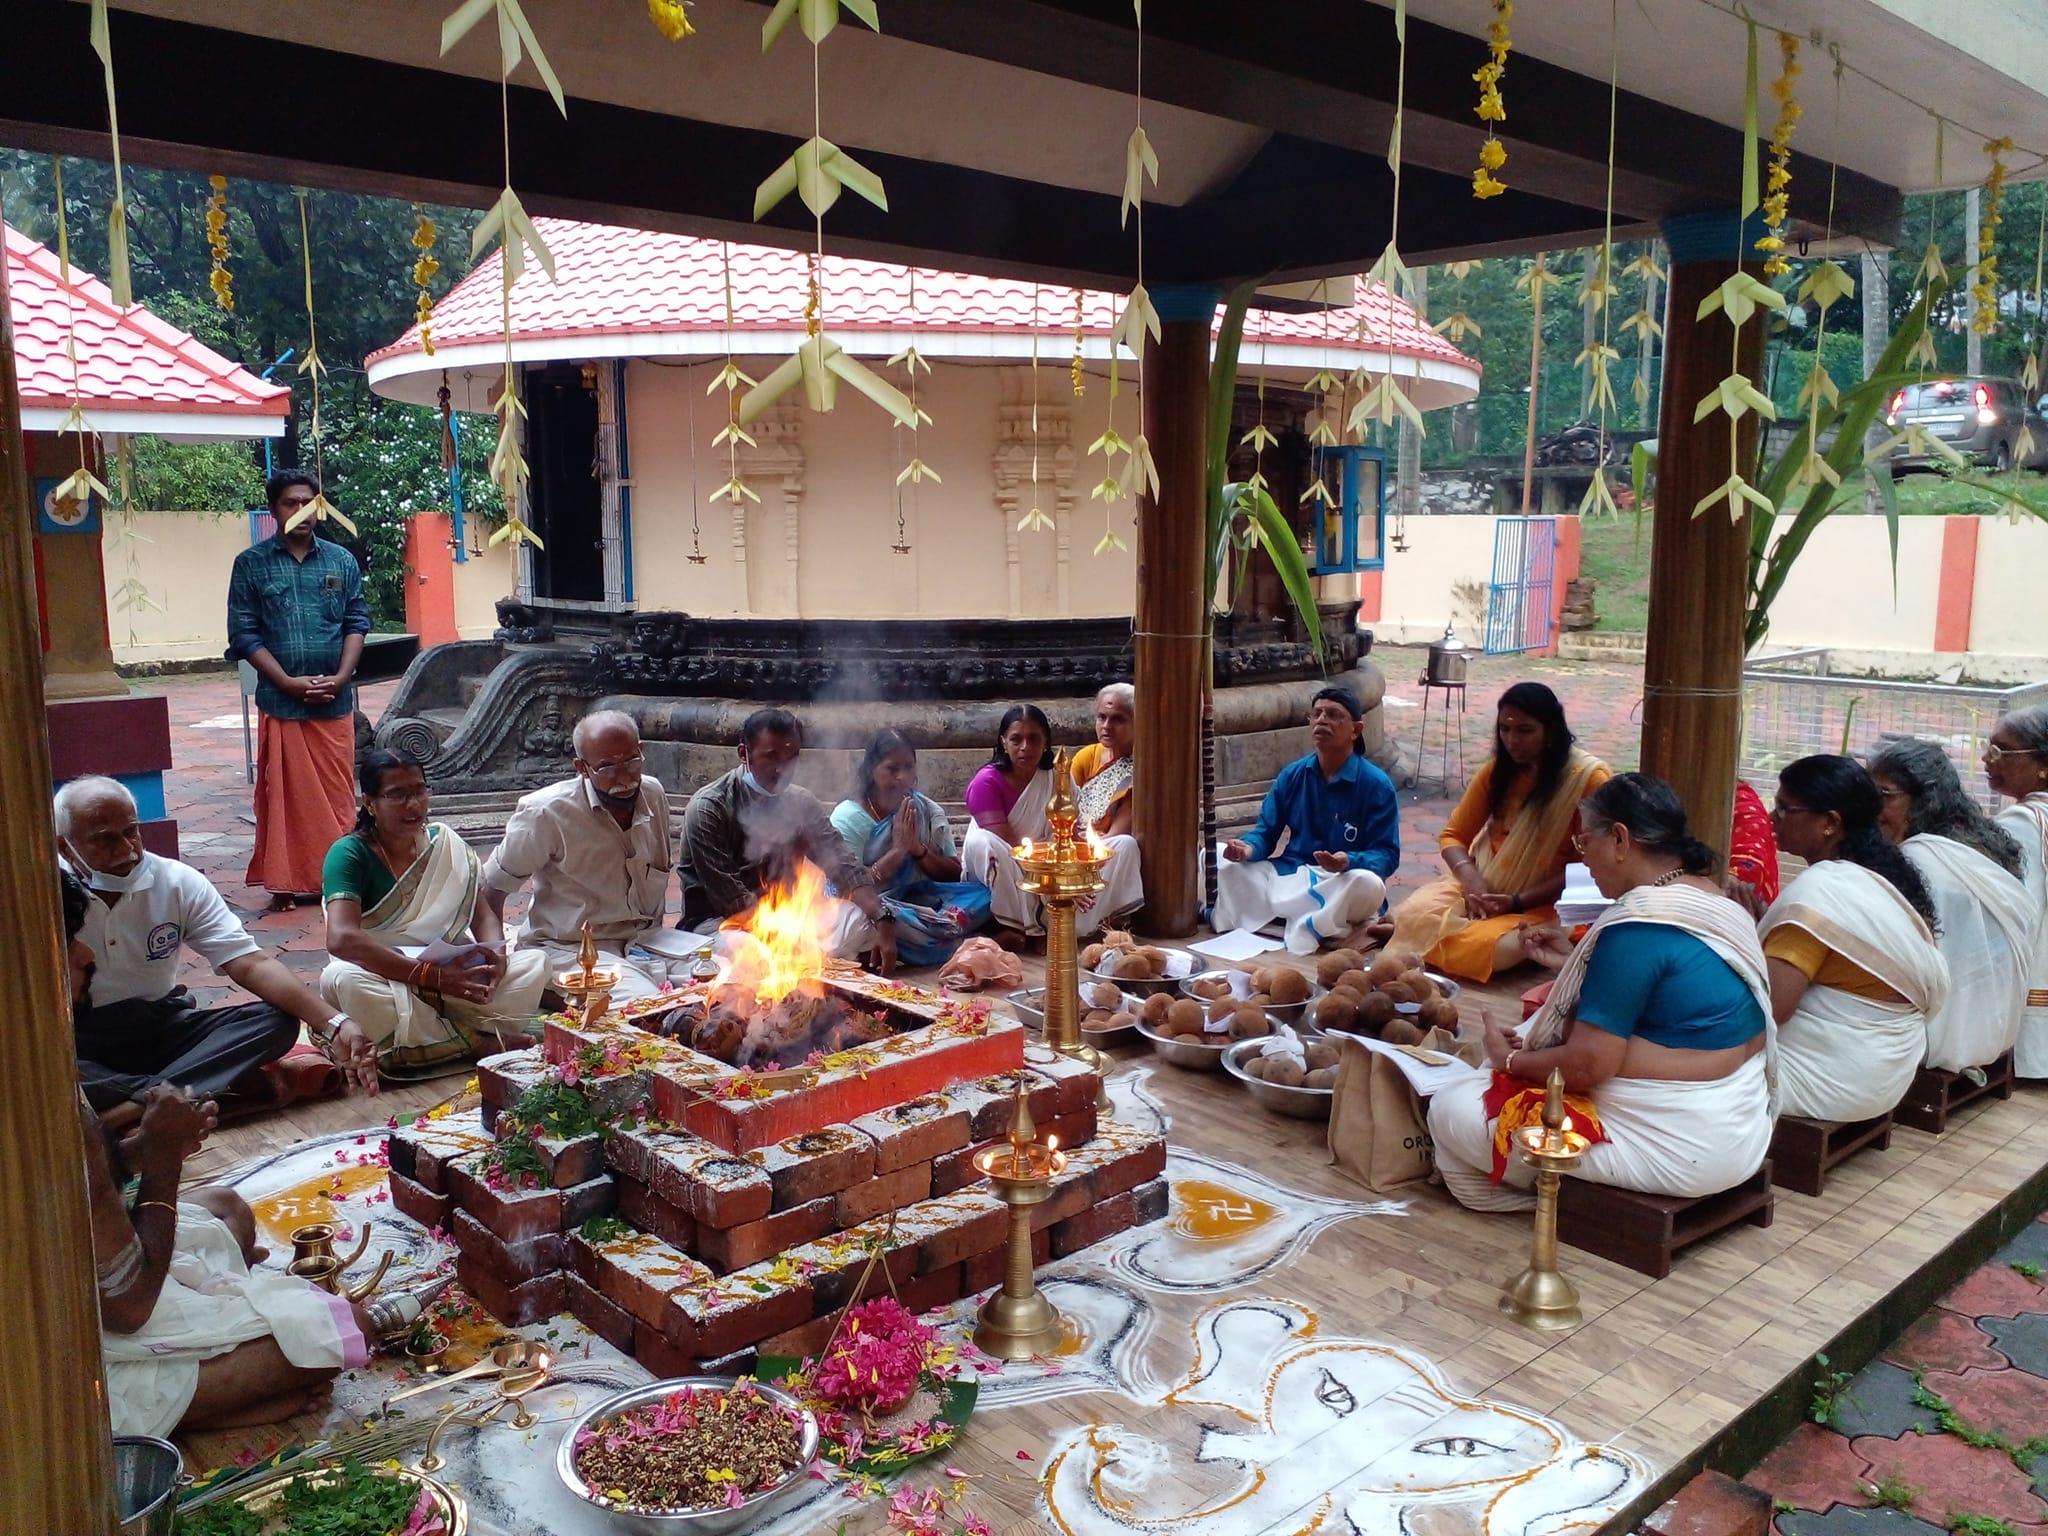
[{"x1": 388, "y1": 982, "x2": 1167, "y2": 1374}]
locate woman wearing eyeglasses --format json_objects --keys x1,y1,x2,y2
[
  {"x1": 1761, "y1": 755, "x2": 1949, "y2": 1122},
  {"x1": 319, "y1": 749, "x2": 549, "y2": 1075},
  {"x1": 1987, "y1": 706, "x2": 2048, "y2": 1077},
  {"x1": 1868, "y1": 739, "x2": 2032, "y2": 1077},
  {"x1": 1428, "y1": 773, "x2": 1775, "y2": 1212}
]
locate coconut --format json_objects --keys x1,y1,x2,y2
[
  {"x1": 1386, "y1": 944, "x2": 1427, "y2": 973},
  {"x1": 1367, "y1": 951, "x2": 1408, "y2": 987},
  {"x1": 1315, "y1": 948, "x2": 1364, "y2": 988},
  {"x1": 1165, "y1": 998, "x2": 1207, "y2": 1037},
  {"x1": 1085, "y1": 980, "x2": 1124, "y2": 1011},
  {"x1": 1112, "y1": 949, "x2": 1159, "y2": 980},
  {"x1": 1380, "y1": 1017, "x2": 1426, "y2": 1047},
  {"x1": 1264, "y1": 1057, "x2": 1307, "y2": 1088},
  {"x1": 1419, "y1": 995, "x2": 1461, "y2": 1033},
  {"x1": 1080, "y1": 943, "x2": 1107, "y2": 970},
  {"x1": 1190, "y1": 975, "x2": 1233, "y2": 1001},
  {"x1": 1267, "y1": 968, "x2": 1312, "y2": 1005},
  {"x1": 1336, "y1": 968, "x2": 1374, "y2": 997},
  {"x1": 1357, "y1": 992, "x2": 1397, "y2": 1031},
  {"x1": 1304, "y1": 1065, "x2": 1339, "y2": 1090},
  {"x1": 1313, "y1": 991, "x2": 1360, "y2": 1033},
  {"x1": 1304, "y1": 1039, "x2": 1340, "y2": 1073},
  {"x1": 1104, "y1": 1010, "x2": 1137, "y2": 1033},
  {"x1": 1244, "y1": 1055, "x2": 1271, "y2": 1080},
  {"x1": 1229, "y1": 1003, "x2": 1272, "y2": 1040},
  {"x1": 1140, "y1": 991, "x2": 1173, "y2": 1023}
]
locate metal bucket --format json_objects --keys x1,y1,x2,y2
[
  {"x1": 114, "y1": 1436, "x2": 183, "y2": 1536},
  {"x1": 1425, "y1": 623, "x2": 1469, "y2": 685}
]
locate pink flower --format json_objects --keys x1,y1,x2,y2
[
  {"x1": 962, "y1": 1516, "x2": 993, "y2": 1536},
  {"x1": 723, "y1": 1486, "x2": 747, "y2": 1511},
  {"x1": 1015, "y1": 1450, "x2": 1033, "y2": 1461},
  {"x1": 560, "y1": 1061, "x2": 581, "y2": 1087}
]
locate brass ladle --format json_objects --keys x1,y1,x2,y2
[
  {"x1": 412, "y1": 1354, "x2": 554, "y2": 1471},
  {"x1": 381, "y1": 1339, "x2": 549, "y2": 1411}
]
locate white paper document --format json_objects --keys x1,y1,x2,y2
[{"x1": 1189, "y1": 927, "x2": 1276, "y2": 964}]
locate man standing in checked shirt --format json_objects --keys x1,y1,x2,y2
[{"x1": 226, "y1": 472, "x2": 372, "y2": 911}]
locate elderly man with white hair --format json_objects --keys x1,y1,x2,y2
[
  {"x1": 57, "y1": 777, "x2": 377, "y2": 1123},
  {"x1": 483, "y1": 709, "x2": 707, "y2": 1003}
]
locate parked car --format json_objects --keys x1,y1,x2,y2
[{"x1": 1885, "y1": 376, "x2": 2048, "y2": 474}]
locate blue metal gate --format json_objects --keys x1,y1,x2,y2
[{"x1": 1484, "y1": 516, "x2": 1557, "y2": 655}]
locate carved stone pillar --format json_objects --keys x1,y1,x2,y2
[
  {"x1": 992, "y1": 372, "x2": 1075, "y2": 618},
  {"x1": 734, "y1": 400, "x2": 803, "y2": 618}
]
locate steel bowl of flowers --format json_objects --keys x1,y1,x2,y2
[{"x1": 555, "y1": 1376, "x2": 820, "y2": 1535}]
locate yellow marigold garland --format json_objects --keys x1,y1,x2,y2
[
  {"x1": 411, "y1": 207, "x2": 440, "y2": 356},
  {"x1": 205, "y1": 174, "x2": 233, "y2": 312},
  {"x1": 1755, "y1": 32, "x2": 1801, "y2": 275},
  {"x1": 1972, "y1": 136, "x2": 2015, "y2": 335},
  {"x1": 1471, "y1": 0, "x2": 1511, "y2": 199},
  {"x1": 647, "y1": 0, "x2": 694, "y2": 40}
]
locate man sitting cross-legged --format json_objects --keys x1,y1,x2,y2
[
  {"x1": 60, "y1": 872, "x2": 376, "y2": 1435},
  {"x1": 482, "y1": 709, "x2": 709, "y2": 1004},
  {"x1": 680, "y1": 707, "x2": 898, "y2": 974},
  {"x1": 58, "y1": 776, "x2": 377, "y2": 1126}
]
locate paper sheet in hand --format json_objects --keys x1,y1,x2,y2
[
  {"x1": 1339, "y1": 1031, "x2": 1488, "y2": 1096},
  {"x1": 1189, "y1": 927, "x2": 1275, "y2": 964},
  {"x1": 1555, "y1": 861, "x2": 1612, "y2": 926}
]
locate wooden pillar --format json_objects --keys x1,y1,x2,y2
[
  {"x1": 1639, "y1": 212, "x2": 1766, "y2": 860},
  {"x1": 0, "y1": 196, "x2": 119, "y2": 1532},
  {"x1": 1134, "y1": 288, "x2": 1217, "y2": 937}
]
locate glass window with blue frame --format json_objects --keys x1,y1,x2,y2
[{"x1": 1308, "y1": 444, "x2": 1386, "y2": 574}]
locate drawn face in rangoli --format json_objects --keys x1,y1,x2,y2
[{"x1": 1042, "y1": 1298, "x2": 1645, "y2": 1536}]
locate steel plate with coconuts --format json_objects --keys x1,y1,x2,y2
[
  {"x1": 1079, "y1": 929, "x2": 1196, "y2": 999},
  {"x1": 1224, "y1": 1028, "x2": 1344, "y2": 1119},
  {"x1": 1179, "y1": 963, "x2": 1321, "y2": 1027},
  {"x1": 1301, "y1": 945, "x2": 1462, "y2": 1043}
]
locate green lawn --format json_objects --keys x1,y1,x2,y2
[{"x1": 1570, "y1": 470, "x2": 2048, "y2": 634}]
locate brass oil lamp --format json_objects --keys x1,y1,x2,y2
[
  {"x1": 969, "y1": 1082, "x2": 1069, "y2": 1360},
  {"x1": 556, "y1": 922, "x2": 619, "y2": 1023},
  {"x1": 1015, "y1": 749, "x2": 1113, "y2": 1109},
  {"x1": 1500, "y1": 1068, "x2": 1589, "y2": 1331}
]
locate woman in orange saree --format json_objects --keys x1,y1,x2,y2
[{"x1": 1389, "y1": 681, "x2": 1609, "y2": 982}]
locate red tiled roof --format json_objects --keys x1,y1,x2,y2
[
  {"x1": 5, "y1": 224, "x2": 289, "y2": 419},
  {"x1": 365, "y1": 219, "x2": 1476, "y2": 372}
]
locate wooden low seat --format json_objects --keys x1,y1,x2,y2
[
  {"x1": 1555, "y1": 1164, "x2": 1775, "y2": 1280},
  {"x1": 1768, "y1": 1113, "x2": 1891, "y2": 1198},
  {"x1": 1892, "y1": 1051, "x2": 2016, "y2": 1135}
]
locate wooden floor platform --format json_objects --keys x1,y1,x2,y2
[{"x1": 179, "y1": 948, "x2": 2048, "y2": 1536}]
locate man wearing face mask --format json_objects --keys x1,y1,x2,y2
[
  {"x1": 483, "y1": 709, "x2": 706, "y2": 1003},
  {"x1": 679, "y1": 708, "x2": 896, "y2": 974},
  {"x1": 57, "y1": 777, "x2": 378, "y2": 1125}
]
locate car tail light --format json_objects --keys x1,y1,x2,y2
[
  {"x1": 1890, "y1": 389, "x2": 1907, "y2": 415},
  {"x1": 1975, "y1": 383, "x2": 1992, "y2": 409}
]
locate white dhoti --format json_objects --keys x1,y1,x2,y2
[
  {"x1": 320, "y1": 947, "x2": 552, "y2": 1068},
  {"x1": 1213, "y1": 853, "x2": 1387, "y2": 954},
  {"x1": 102, "y1": 1204, "x2": 366, "y2": 1437},
  {"x1": 962, "y1": 826, "x2": 1142, "y2": 938},
  {"x1": 1428, "y1": 1056, "x2": 1773, "y2": 1213},
  {"x1": 519, "y1": 926, "x2": 713, "y2": 1005},
  {"x1": 1774, "y1": 986, "x2": 1929, "y2": 1121}
]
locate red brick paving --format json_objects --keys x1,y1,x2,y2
[
  {"x1": 1883, "y1": 1311, "x2": 2012, "y2": 1377},
  {"x1": 1922, "y1": 1365, "x2": 2048, "y2": 1452},
  {"x1": 1848, "y1": 1434, "x2": 2048, "y2": 1529},
  {"x1": 1935, "y1": 1264, "x2": 2048, "y2": 1323},
  {"x1": 1747, "y1": 1425, "x2": 1877, "y2": 1513}
]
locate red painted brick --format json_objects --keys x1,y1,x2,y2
[
  {"x1": 747, "y1": 1126, "x2": 877, "y2": 1209},
  {"x1": 477, "y1": 1047, "x2": 550, "y2": 1111},
  {"x1": 1645, "y1": 1471, "x2": 1772, "y2": 1536},
  {"x1": 616, "y1": 1177, "x2": 698, "y2": 1253},
  {"x1": 698, "y1": 1345, "x2": 760, "y2": 1377},
  {"x1": 582, "y1": 1231, "x2": 714, "y2": 1341},
  {"x1": 1131, "y1": 1176, "x2": 1169, "y2": 1224},
  {"x1": 564, "y1": 1272, "x2": 636, "y2": 1354},
  {"x1": 930, "y1": 1140, "x2": 993, "y2": 1199},
  {"x1": 389, "y1": 1110, "x2": 494, "y2": 1193},
  {"x1": 1026, "y1": 1049, "x2": 1101, "y2": 1116},
  {"x1": 965, "y1": 1070, "x2": 1059, "y2": 1140},
  {"x1": 480, "y1": 1103, "x2": 501, "y2": 1135},
  {"x1": 451, "y1": 1207, "x2": 567, "y2": 1283},
  {"x1": 646, "y1": 1135, "x2": 775, "y2": 1230},
  {"x1": 849, "y1": 1094, "x2": 972, "y2": 1176},
  {"x1": 633, "y1": 1318, "x2": 701, "y2": 1379},
  {"x1": 1041, "y1": 1107, "x2": 1098, "y2": 1151},
  {"x1": 836, "y1": 1161, "x2": 932, "y2": 1226},
  {"x1": 755, "y1": 1312, "x2": 841, "y2": 1363},
  {"x1": 695, "y1": 1197, "x2": 838, "y2": 1275},
  {"x1": 448, "y1": 1157, "x2": 564, "y2": 1243},
  {"x1": 1028, "y1": 1165, "x2": 1098, "y2": 1233},
  {"x1": 780, "y1": 1229, "x2": 918, "y2": 1316},
  {"x1": 561, "y1": 1175, "x2": 619, "y2": 1231},
  {"x1": 675, "y1": 1265, "x2": 814, "y2": 1359},
  {"x1": 534, "y1": 1133, "x2": 606, "y2": 1189},
  {"x1": 1065, "y1": 1127, "x2": 1167, "y2": 1201},
  {"x1": 911, "y1": 1191, "x2": 1008, "y2": 1274},
  {"x1": 964, "y1": 1228, "x2": 1048, "y2": 1294},
  {"x1": 455, "y1": 1254, "x2": 566, "y2": 1328},
  {"x1": 894, "y1": 1262, "x2": 964, "y2": 1317},
  {"x1": 387, "y1": 1170, "x2": 455, "y2": 1232},
  {"x1": 1050, "y1": 1188, "x2": 1140, "y2": 1258}
]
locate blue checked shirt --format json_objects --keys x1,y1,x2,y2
[{"x1": 225, "y1": 534, "x2": 372, "y2": 720}]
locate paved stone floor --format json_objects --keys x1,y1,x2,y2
[{"x1": 1745, "y1": 1219, "x2": 2048, "y2": 1535}]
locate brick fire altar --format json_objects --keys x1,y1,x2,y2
[{"x1": 385, "y1": 972, "x2": 1169, "y2": 1376}]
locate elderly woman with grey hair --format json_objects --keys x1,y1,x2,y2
[
  {"x1": 1984, "y1": 706, "x2": 2048, "y2": 1077},
  {"x1": 1869, "y1": 738, "x2": 2034, "y2": 1074}
]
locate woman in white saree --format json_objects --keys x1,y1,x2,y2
[
  {"x1": 320, "y1": 750, "x2": 549, "y2": 1073},
  {"x1": 1430, "y1": 775, "x2": 1776, "y2": 1213},
  {"x1": 1869, "y1": 739, "x2": 2032, "y2": 1072},
  {"x1": 1986, "y1": 706, "x2": 2048, "y2": 1079},
  {"x1": 1763, "y1": 755, "x2": 1950, "y2": 1121}
]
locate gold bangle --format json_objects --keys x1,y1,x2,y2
[
  {"x1": 133, "y1": 1200, "x2": 178, "y2": 1218},
  {"x1": 1503, "y1": 1049, "x2": 1518, "y2": 1079}
]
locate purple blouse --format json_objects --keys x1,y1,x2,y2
[{"x1": 965, "y1": 764, "x2": 1023, "y2": 827}]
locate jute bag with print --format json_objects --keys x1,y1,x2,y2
[{"x1": 1325, "y1": 1027, "x2": 1482, "y2": 1193}]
